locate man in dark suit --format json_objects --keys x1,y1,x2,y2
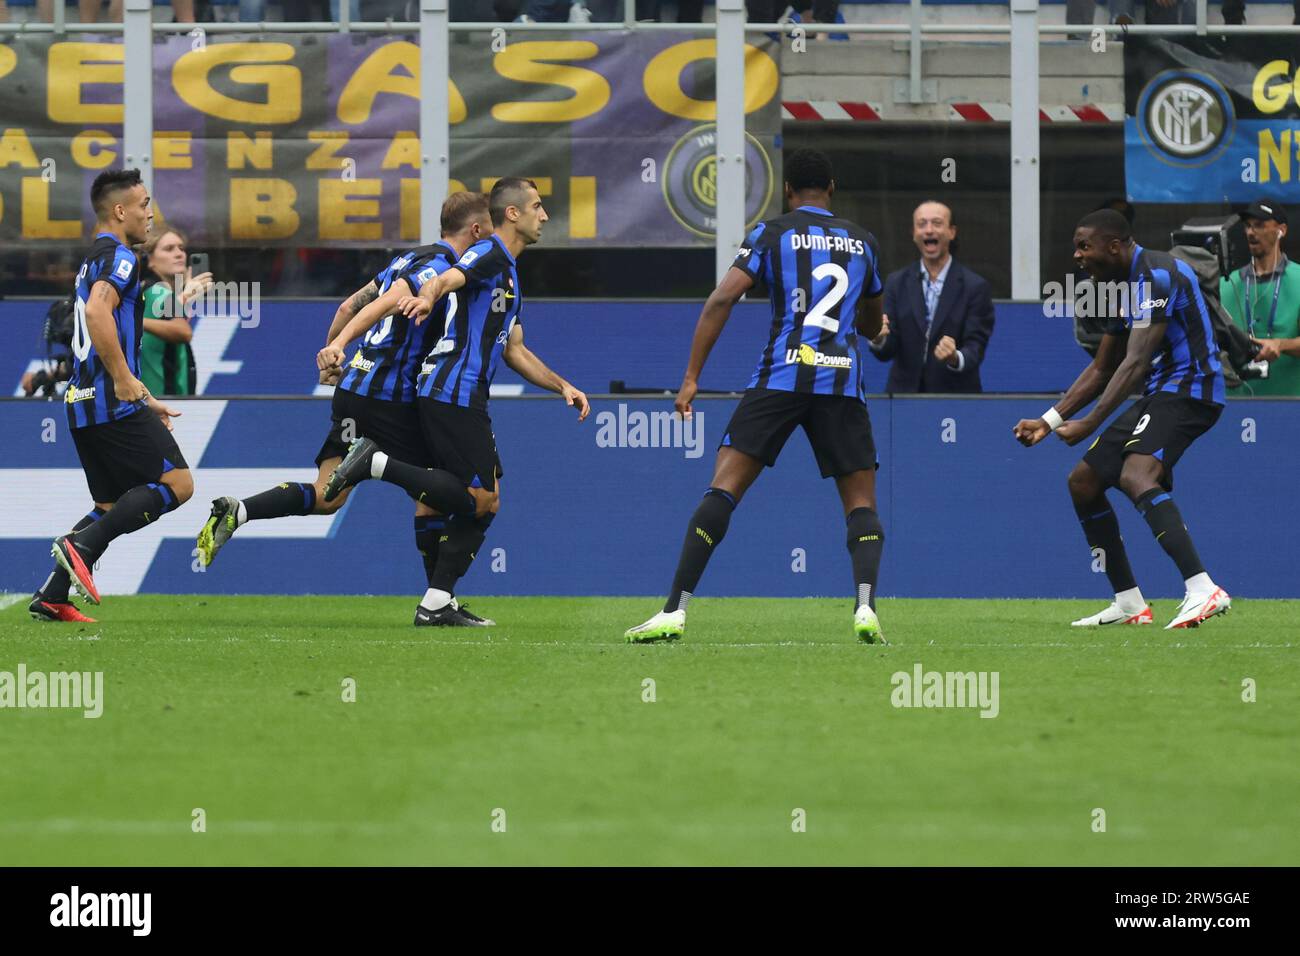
[{"x1": 867, "y1": 201, "x2": 996, "y2": 393}]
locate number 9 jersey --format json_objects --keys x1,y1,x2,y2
[{"x1": 733, "y1": 206, "x2": 883, "y2": 404}]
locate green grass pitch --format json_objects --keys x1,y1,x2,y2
[{"x1": 1, "y1": 595, "x2": 1296, "y2": 866}]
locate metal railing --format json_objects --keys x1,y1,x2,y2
[{"x1": 2, "y1": 0, "x2": 1294, "y2": 296}]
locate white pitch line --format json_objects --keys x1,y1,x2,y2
[
  {"x1": 0, "y1": 819, "x2": 405, "y2": 837},
  {"x1": 0, "y1": 817, "x2": 1076, "y2": 840},
  {"x1": 0, "y1": 593, "x2": 29, "y2": 612},
  {"x1": 8, "y1": 630, "x2": 1294, "y2": 651}
]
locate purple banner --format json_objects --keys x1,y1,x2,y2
[{"x1": 0, "y1": 31, "x2": 781, "y2": 248}]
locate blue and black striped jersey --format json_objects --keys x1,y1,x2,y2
[
  {"x1": 1104, "y1": 245, "x2": 1225, "y2": 406},
  {"x1": 417, "y1": 235, "x2": 521, "y2": 412},
  {"x1": 733, "y1": 206, "x2": 884, "y2": 402},
  {"x1": 338, "y1": 242, "x2": 458, "y2": 404},
  {"x1": 66, "y1": 232, "x2": 146, "y2": 429}
]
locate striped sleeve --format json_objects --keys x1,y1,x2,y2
[
  {"x1": 402, "y1": 257, "x2": 450, "y2": 296},
  {"x1": 98, "y1": 245, "x2": 138, "y2": 299},
  {"x1": 732, "y1": 223, "x2": 768, "y2": 278},
  {"x1": 1133, "y1": 270, "x2": 1173, "y2": 329},
  {"x1": 453, "y1": 239, "x2": 508, "y2": 287}
]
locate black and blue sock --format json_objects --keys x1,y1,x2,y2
[
  {"x1": 243, "y1": 481, "x2": 317, "y2": 520},
  {"x1": 415, "y1": 514, "x2": 447, "y2": 587},
  {"x1": 1136, "y1": 488, "x2": 1205, "y2": 580},
  {"x1": 39, "y1": 508, "x2": 106, "y2": 602},
  {"x1": 846, "y1": 507, "x2": 884, "y2": 610},
  {"x1": 74, "y1": 483, "x2": 181, "y2": 562},
  {"x1": 377, "y1": 458, "x2": 476, "y2": 516},
  {"x1": 430, "y1": 512, "x2": 494, "y2": 594},
  {"x1": 664, "y1": 487, "x2": 736, "y2": 614},
  {"x1": 1074, "y1": 497, "x2": 1139, "y2": 594}
]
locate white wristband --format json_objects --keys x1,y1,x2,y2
[{"x1": 1042, "y1": 407, "x2": 1064, "y2": 431}]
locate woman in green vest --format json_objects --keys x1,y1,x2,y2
[{"x1": 139, "y1": 227, "x2": 211, "y2": 396}]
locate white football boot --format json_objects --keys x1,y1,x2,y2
[
  {"x1": 1165, "y1": 587, "x2": 1231, "y2": 630},
  {"x1": 854, "y1": 604, "x2": 887, "y2": 644},
  {"x1": 624, "y1": 609, "x2": 685, "y2": 643},
  {"x1": 1070, "y1": 602, "x2": 1154, "y2": 626}
]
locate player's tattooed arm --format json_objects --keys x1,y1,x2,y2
[
  {"x1": 676, "y1": 266, "x2": 756, "y2": 417},
  {"x1": 92, "y1": 280, "x2": 118, "y2": 308},
  {"x1": 86, "y1": 280, "x2": 145, "y2": 402},
  {"x1": 1055, "y1": 326, "x2": 1160, "y2": 445},
  {"x1": 321, "y1": 282, "x2": 409, "y2": 369},
  {"x1": 503, "y1": 325, "x2": 589, "y2": 420},
  {"x1": 326, "y1": 281, "x2": 379, "y2": 344}
]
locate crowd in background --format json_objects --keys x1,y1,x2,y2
[
  {"x1": 0, "y1": 0, "x2": 843, "y2": 23},
  {"x1": 1066, "y1": 0, "x2": 1298, "y2": 24},
  {"x1": 2, "y1": 0, "x2": 1293, "y2": 24}
]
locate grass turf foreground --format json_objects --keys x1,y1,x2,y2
[{"x1": 0, "y1": 594, "x2": 1296, "y2": 866}]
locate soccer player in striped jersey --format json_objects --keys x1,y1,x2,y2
[
  {"x1": 1015, "y1": 209, "x2": 1230, "y2": 629},
  {"x1": 624, "y1": 149, "x2": 888, "y2": 644},
  {"x1": 321, "y1": 177, "x2": 589, "y2": 626},
  {"x1": 197, "y1": 193, "x2": 499, "y2": 625},
  {"x1": 31, "y1": 168, "x2": 194, "y2": 622}
]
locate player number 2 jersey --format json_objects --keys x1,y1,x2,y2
[
  {"x1": 733, "y1": 206, "x2": 884, "y2": 403},
  {"x1": 338, "y1": 242, "x2": 458, "y2": 404},
  {"x1": 66, "y1": 232, "x2": 146, "y2": 429},
  {"x1": 417, "y1": 234, "x2": 522, "y2": 412}
]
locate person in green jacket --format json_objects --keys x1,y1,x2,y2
[
  {"x1": 1219, "y1": 199, "x2": 1300, "y2": 397},
  {"x1": 139, "y1": 227, "x2": 212, "y2": 396}
]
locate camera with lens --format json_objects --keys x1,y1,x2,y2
[
  {"x1": 25, "y1": 296, "x2": 76, "y2": 398},
  {"x1": 43, "y1": 295, "x2": 75, "y2": 352}
]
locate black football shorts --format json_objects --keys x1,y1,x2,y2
[
  {"x1": 317, "y1": 387, "x2": 433, "y2": 469},
  {"x1": 720, "y1": 388, "x2": 879, "y2": 479},
  {"x1": 1082, "y1": 391, "x2": 1222, "y2": 492},
  {"x1": 418, "y1": 397, "x2": 503, "y2": 493},
  {"x1": 71, "y1": 405, "x2": 188, "y2": 504}
]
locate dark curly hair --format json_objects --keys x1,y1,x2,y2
[{"x1": 785, "y1": 148, "x2": 834, "y2": 192}]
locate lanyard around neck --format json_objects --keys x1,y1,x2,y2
[{"x1": 1243, "y1": 255, "x2": 1286, "y2": 339}]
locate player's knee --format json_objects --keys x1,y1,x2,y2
[
  {"x1": 838, "y1": 478, "x2": 876, "y2": 514},
  {"x1": 1067, "y1": 463, "x2": 1099, "y2": 502},
  {"x1": 707, "y1": 480, "x2": 746, "y2": 507},
  {"x1": 314, "y1": 484, "x2": 347, "y2": 515},
  {"x1": 468, "y1": 484, "x2": 499, "y2": 516},
  {"x1": 845, "y1": 506, "x2": 883, "y2": 549},
  {"x1": 1118, "y1": 459, "x2": 1161, "y2": 501},
  {"x1": 165, "y1": 469, "x2": 194, "y2": 504}
]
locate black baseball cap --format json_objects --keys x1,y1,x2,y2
[{"x1": 1242, "y1": 199, "x2": 1287, "y2": 224}]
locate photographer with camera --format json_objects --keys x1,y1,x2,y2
[
  {"x1": 20, "y1": 297, "x2": 76, "y2": 398},
  {"x1": 139, "y1": 227, "x2": 212, "y2": 396},
  {"x1": 1220, "y1": 200, "x2": 1300, "y2": 396}
]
